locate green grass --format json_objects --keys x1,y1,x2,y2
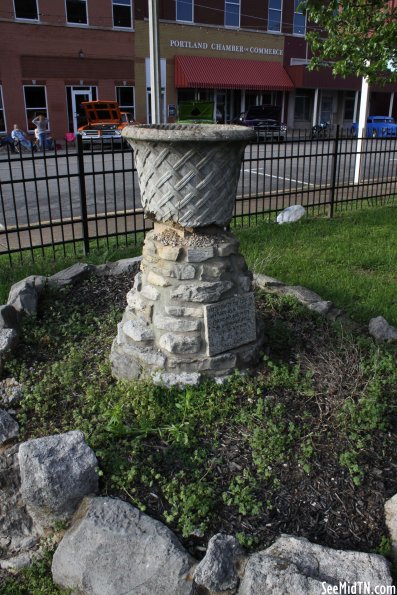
[
  {"x1": 0, "y1": 206, "x2": 395, "y2": 326},
  {"x1": 237, "y1": 205, "x2": 397, "y2": 326}
]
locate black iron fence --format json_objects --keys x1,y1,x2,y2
[{"x1": 0, "y1": 129, "x2": 396, "y2": 261}]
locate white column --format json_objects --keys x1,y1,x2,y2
[
  {"x1": 148, "y1": 0, "x2": 161, "y2": 124},
  {"x1": 354, "y1": 77, "x2": 370, "y2": 184},
  {"x1": 389, "y1": 92, "x2": 395, "y2": 117},
  {"x1": 312, "y1": 88, "x2": 319, "y2": 126}
]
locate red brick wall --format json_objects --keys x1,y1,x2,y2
[{"x1": 0, "y1": 17, "x2": 134, "y2": 139}]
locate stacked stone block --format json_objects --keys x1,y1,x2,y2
[{"x1": 110, "y1": 224, "x2": 263, "y2": 384}]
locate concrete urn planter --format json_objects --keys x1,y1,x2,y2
[{"x1": 122, "y1": 124, "x2": 255, "y2": 228}]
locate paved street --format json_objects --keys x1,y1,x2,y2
[{"x1": 0, "y1": 137, "x2": 396, "y2": 251}]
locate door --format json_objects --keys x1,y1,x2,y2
[
  {"x1": 71, "y1": 89, "x2": 92, "y2": 134},
  {"x1": 320, "y1": 96, "x2": 333, "y2": 124}
]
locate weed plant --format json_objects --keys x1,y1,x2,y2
[{"x1": 3, "y1": 278, "x2": 396, "y2": 567}]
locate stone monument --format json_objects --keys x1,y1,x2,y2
[{"x1": 110, "y1": 124, "x2": 264, "y2": 385}]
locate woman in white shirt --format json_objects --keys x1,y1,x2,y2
[{"x1": 32, "y1": 114, "x2": 49, "y2": 150}]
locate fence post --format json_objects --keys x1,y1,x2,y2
[
  {"x1": 328, "y1": 124, "x2": 340, "y2": 218},
  {"x1": 77, "y1": 134, "x2": 90, "y2": 255}
]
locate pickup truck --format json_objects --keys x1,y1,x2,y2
[
  {"x1": 78, "y1": 100, "x2": 135, "y2": 145},
  {"x1": 352, "y1": 116, "x2": 397, "y2": 138}
]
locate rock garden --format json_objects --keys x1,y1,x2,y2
[
  {"x1": 0, "y1": 124, "x2": 396, "y2": 593},
  {"x1": 0, "y1": 256, "x2": 396, "y2": 594}
]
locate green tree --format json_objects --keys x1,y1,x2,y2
[{"x1": 302, "y1": 0, "x2": 397, "y2": 84}]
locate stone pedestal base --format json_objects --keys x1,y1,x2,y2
[{"x1": 110, "y1": 224, "x2": 263, "y2": 385}]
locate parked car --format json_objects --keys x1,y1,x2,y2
[
  {"x1": 231, "y1": 105, "x2": 287, "y2": 141},
  {"x1": 351, "y1": 116, "x2": 397, "y2": 138},
  {"x1": 78, "y1": 100, "x2": 135, "y2": 145}
]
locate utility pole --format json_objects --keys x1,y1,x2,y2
[
  {"x1": 354, "y1": 76, "x2": 369, "y2": 184},
  {"x1": 148, "y1": 0, "x2": 161, "y2": 124}
]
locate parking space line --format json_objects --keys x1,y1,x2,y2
[{"x1": 244, "y1": 168, "x2": 316, "y2": 187}]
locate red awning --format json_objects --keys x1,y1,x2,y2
[{"x1": 174, "y1": 55, "x2": 294, "y2": 91}]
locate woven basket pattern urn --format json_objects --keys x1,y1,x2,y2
[{"x1": 122, "y1": 124, "x2": 255, "y2": 228}]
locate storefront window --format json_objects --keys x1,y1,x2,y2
[
  {"x1": 23, "y1": 86, "x2": 48, "y2": 131},
  {"x1": 176, "y1": 0, "x2": 193, "y2": 22},
  {"x1": 225, "y1": 0, "x2": 240, "y2": 27},
  {"x1": 293, "y1": 0, "x2": 306, "y2": 35},
  {"x1": 116, "y1": 86, "x2": 135, "y2": 119},
  {"x1": 178, "y1": 90, "x2": 196, "y2": 103},
  {"x1": 0, "y1": 87, "x2": 5, "y2": 133},
  {"x1": 268, "y1": 0, "x2": 282, "y2": 32},
  {"x1": 344, "y1": 92, "x2": 356, "y2": 121},
  {"x1": 295, "y1": 92, "x2": 311, "y2": 121},
  {"x1": 66, "y1": 0, "x2": 88, "y2": 25},
  {"x1": 113, "y1": 0, "x2": 132, "y2": 28},
  {"x1": 14, "y1": 0, "x2": 38, "y2": 20}
]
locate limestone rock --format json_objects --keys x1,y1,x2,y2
[
  {"x1": 238, "y1": 535, "x2": 393, "y2": 595},
  {"x1": 0, "y1": 551, "x2": 37, "y2": 571},
  {"x1": 369, "y1": 316, "x2": 397, "y2": 342},
  {"x1": 146, "y1": 270, "x2": 172, "y2": 287},
  {"x1": 48, "y1": 263, "x2": 94, "y2": 287},
  {"x1": 194, "y1": 534, "x2": 243, "y2": 593},
  {"x1": 123, "y1": 319, "x2": 155, "y2": 342},
  {"x1": 18, "y1": 430, "x2": 98, "y2": 529},
  {"x1": 217, "y1": 238, "x2": 240, "y2": 257},
  {"x1": 307, "y1": 300, "x2": 333, "y2": 316},
  {"x1": 170, "y1": 281, "x2": 233, "y2": 303},
  {"x1": 276, "y1": 205, "x2": 306, "y2": 224},
  {"x1": 253, "y1": 273, "x2": 286, "y2": 289},
  {"x1": 152, "y1": 262, "x2": 196, "y2": 280},
  {"x1": 0, "y1": 409, "x2": 19, "y2": 444},
  {"x1": 0, "y1": 328, "x2": 19, "y2": 377},
  {"x1": 186, "y1": 246, "x2": 215, "y2": 262},
  {"x1": 165, "y1": 305, "x2": 203, "y2": 318},
  {"x1": 238, "y1": 552, "x2": 328, "y2": 595},
  {"x1": 7, "y1": 275, "x2": 46, "y2": 315},
  {"x1": 0, "y1": 304, "x2": 19, "y2": 330},
  {"x1": 279, "y1": 285, "x2": 323, "y2": 304},
  {"x1": 385, "y1": 494, "x2": 397, "y2": 563},
  {"x1": 52, "y1": 496, "x2": 194, "y2": 595},
  {"x1": 156, "y1": 244, "x2": 182, "y2": 261},
  {"x1": 159, "y1": 333, "x2": 201, "y2": 354},
  {"x1": 110, "y1": 344, "x2": 142, "y2": 380},
  {"x1": 152, "y1": 372, "x2": 201, "y2": 387},
  {"x1": 0, "y1": 444, "x2": 40, "y2": 558},
  {"x1": 141, "y1": 284, "x2": 160, "y2": 301},
  {"x1": 95, "y1": 257, "x2": 141, "y2": 276},
  {"x1": 153, "y1": 314, "x2": 201, "y2": 332},
  {"x1": 0, "y1": 328, "x2": 18, "y2": 359}
]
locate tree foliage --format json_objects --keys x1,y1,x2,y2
[{"x1": 302, "y1": 0, "x2": 397, "y2": 84}]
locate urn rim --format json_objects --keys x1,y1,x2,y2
[{"x1": 122, "y1": 123, "x2": 256, "y2": 143}]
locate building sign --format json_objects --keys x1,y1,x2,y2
[
  {"x1": 170, "y1": 39, "x2": 283, "y2": 56},
  {"x1": 168, "y1": 104, "x2": 176, "y2": 117}
]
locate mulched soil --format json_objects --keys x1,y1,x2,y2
[{"x1": 6, "y1": 270, "x2": 397, "y2": 562}]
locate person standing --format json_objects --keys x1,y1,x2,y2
[{"x1": 32, "y1": 114, "x2": 49, "y2": 150}]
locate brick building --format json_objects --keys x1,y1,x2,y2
[{"x1": 0, "y1": 0, "x2": 395, "y2": 141}]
